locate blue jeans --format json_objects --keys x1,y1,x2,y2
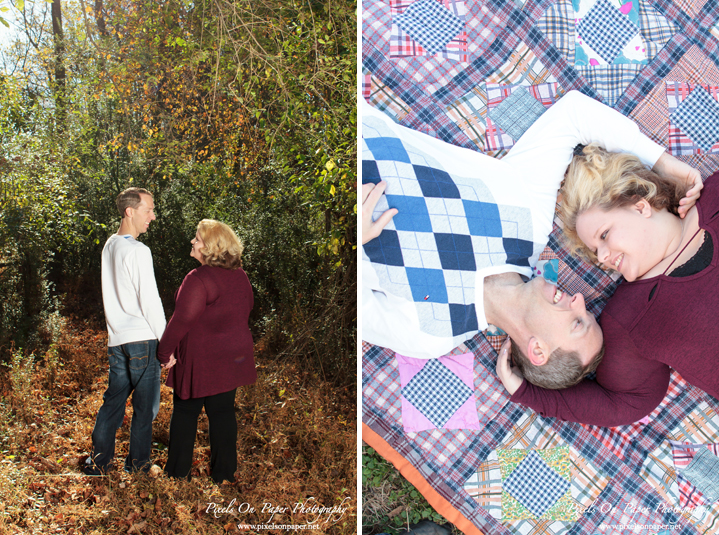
[{"x1": 89, "y1": 340, "x2": 160, "y2": 472}]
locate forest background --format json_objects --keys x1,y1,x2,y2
[{"x1": 0, "y1": 0, "x2": 356, "y2": 533}]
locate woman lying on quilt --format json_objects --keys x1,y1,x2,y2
[
  {"x1": 362, "y1": 91, "x2": 700, "y2": 376},
  {"x1": 498, "y1": 143, "x2": 719, "y2": 427}
]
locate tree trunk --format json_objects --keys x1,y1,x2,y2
[
  {"x1": 52, "y1": 0, "x2": 66, "y2": 129},
  {"x1": 94, "y1": 0, "x2": 108, "y2": 37}
]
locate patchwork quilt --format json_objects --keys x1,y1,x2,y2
[{"x1": 361, "y1": 1, "x2": 719, "y2": 534}]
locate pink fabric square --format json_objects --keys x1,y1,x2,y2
[{"x1": 396, "y1": 352, "x2": 480, "y2": 433}]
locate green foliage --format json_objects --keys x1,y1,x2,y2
[
  {"x1": 0, "y1": 74, "x2": 103, "y2": 353},
  {"x1": 362, "y1": 446, "x2": 457, "y2": 535},
  {"x1": 0, "y1": 0, "x2": 356, "y2": 383},
  {"x1": 210, "y1": 0, "x2": 358, "y2": 265},
  {"x1": 5, "y1": 348, "x2": 51, "y2": 424}
]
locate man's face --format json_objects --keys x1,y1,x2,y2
[
  {"x1": 521, "y1": 277, "x2": 603, "y2": 366},
  {"x1": 128, "y1": 194, "x2": 156, "y2": 236}
]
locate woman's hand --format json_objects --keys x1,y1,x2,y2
[
  {"x1": 496, "y1": 338, "x2": 524, "y2": 395},
  {"x1": 162, "y1": 353, "x2": 177, "y2": 370},
  {"x1": 652, "y1": 153, "x2": 703, "y2": 218},
  {"x1": 362, "y1": 181, "x2": 398, "y2": 244}
]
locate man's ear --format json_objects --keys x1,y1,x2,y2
[
  {"x1": 634, "y1": 198, "x2": 652, "y2": 218},
  {"x1": 526, "y1": 337, "x2": 549, "y2": 366}
]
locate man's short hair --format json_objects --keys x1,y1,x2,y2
[
  {"x1": 116, "y1": 187, "x2": 152, "y2": 218},
  {"x1": 509, "y1": 339, "x2": 605, "y2": 390}
]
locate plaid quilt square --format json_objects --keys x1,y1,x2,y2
[
  {"x1": 485, "y1": 41, "x2": 557, "y2": 88},
  {"x1": 390, "y1": 0, "x2": 468, "y2": 61},
  {"x1": 537, "y1": 0, "x2": 575, "y2": 65},
  {"x1": 397, "y1": 352, "x2": 479, "y2": 432},
  {"x1": 464, "y1": 450, "x2": 503, "y2": 517},
  {"x1": 443, "y1": 41, "x2": 558, "y2": 154},
  {"x1": 671, "y1": 401, "x2": 719, "y2": 444},
  {"x1": 637, "y1": 0, "x2": 676, "y2": 60},
  {"x1": 466, "y1": 413, "x2": 610, "y2": 525},
  {"x1": 362, "y1": 345, "x2": 403, "y2": 424},
  {"x1": 577, "y1": 64, "x2": 642, "y2": 107},
  {"x1": 488, "y1": 86, "x2": 548, "y2": 142},
  {"x1": 628, "y1": 46, "x2": 719, "y2": 147},
  {"x1": 362, "y1": 73, "x2": 372, "y2": 101},
  {"x1": 446, "y1": 87, "x2": 488, "y2": 151},
  {"x1": 575, "y1": 0, "x2": 645, "y2": 65},
  {"x1": 667, "y1": 82, "x2": 719, "y2": 154},
  {"x1": 670, "y1": 442, "x2": 719, "y2": 507},
  {"x1": 364, "y1": 73, "x2": 412, "y2": 122},
  {"x1": 670, "y1": 0, "x2": 710, "y2": 19},
  {"x1": 683, "y1": 448, "x2": 719, "y2": 502},
  {"x1": 484, "y1": 83, "x2": 558, "y2": 152},
  {"x1": 499, "y1": 449, "x2": 574, "y2": 520}
]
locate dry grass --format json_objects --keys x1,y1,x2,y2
[{"x1": 0, "y1": 317, "x2": 356, "y2": 534}]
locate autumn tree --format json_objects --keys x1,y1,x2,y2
[{"x1": 0, "y1": 0, "x2": 356, "y2": 382}]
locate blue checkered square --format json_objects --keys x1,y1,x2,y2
[
  {"x1": 435, "y1": 233, "x2": 477, "y2": 271},
  {"x1": 577, "y1": 0, "x2": 639, "y2": 64},
  {"x1": 414, "y1": 165, "x2": 461, "y2": 199},
  {"x1": 395, "y1": 0, "x2": 464, "y2": 56},
  {"x1": 503, "y1": 237, "x2": 535, "y2": 267},
  {"x1": 402, "y1": 359, "x2": 473, "y2": 427},
  {"x1": 488, "y1": 87, "x2": 547, "y2": 141},
  {"x1": 405, "y1": 267, "x2": 449, "y2": 303},
  {"x1": 449, "y1": 303, "x2": 478, "y2": 337},
  {"x1": 463, "y1": 200, "x2": 503, "y2": 237},
  {"x1": 682, "y1": 448, "x2": 719, "y2": 502},
  {"x1": 503, "y1": 451, "x2": 570, "y2": 518},
  {"x1": 366, "y1": 137, "x2": 411, "y2": 162},
  {"x1": 364, "y1": 230, "x2": 405, "y2": 267},
  {"x1": 670, "y1": 87, "x2": 719, "y2": 153},
  {"x1": 385, "y1": 195, "x2": 433, "y2": 233},
  {"x1": 362, "y1": 160, "x2": 382, "y2": 184}
]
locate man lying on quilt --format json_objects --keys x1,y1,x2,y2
[{"x1": 362, "y1": 90, "x2": 693, "y2": 397}]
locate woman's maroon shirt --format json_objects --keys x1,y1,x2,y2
[
  {"x1": 158, "y1": 264, "x2": 256, "y2": 399},
  {"x1": 512, "y1": 171, "x2": 719, "y2": 426}
]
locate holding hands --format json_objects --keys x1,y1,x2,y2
[
  {"x1": 652, "y1": 153, "x2": 703, "y2": 218},
  {"x1": 362, "y1": 181, "x2": 398, "y2": 244},
  {"x1": 162, "y1": 353, "x2": 177, "y2": 370},
  {"x1": 496, "y1": 338, "x2": 523, "y2": 395}
]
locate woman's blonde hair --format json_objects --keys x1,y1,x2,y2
[
  {"x1": 196, "y1": 219, "x2": 244, "y2": 269},
  {"x1": 561, "y1": 144, "x2": 685, "y2": 263}
]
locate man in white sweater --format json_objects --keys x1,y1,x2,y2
[
  {"x1": 361, "y1": 92, "x2": 701, "y2": 389},
  {"x1": 85, "y1": 187, "x2": 172, "y2": 474}
]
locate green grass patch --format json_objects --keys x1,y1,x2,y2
[{"x1": 362, "y1": 445, "x2": 459, "y2": 535}]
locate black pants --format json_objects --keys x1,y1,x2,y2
[{"x1": 165, "y1": 388, "x2": 238, "y2": 483}]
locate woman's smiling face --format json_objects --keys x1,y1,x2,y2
[
  {"x1": 190, "y1": 231, "x2": 206, "y2": 264},
  {"x1": 575, "y1": 200, "x2": 658, "y2": 281}
]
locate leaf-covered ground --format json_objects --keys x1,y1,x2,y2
[{"x1": 0, "y1": 316, "x2": 356, "y2": 534}]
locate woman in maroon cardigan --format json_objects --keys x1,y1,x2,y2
[
  {"x1": 498, "y1": 146, "x2": 715, "y2": 426},
  {"x1": 158, "y1": 219, "x2": 256, "y2": 483}
]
